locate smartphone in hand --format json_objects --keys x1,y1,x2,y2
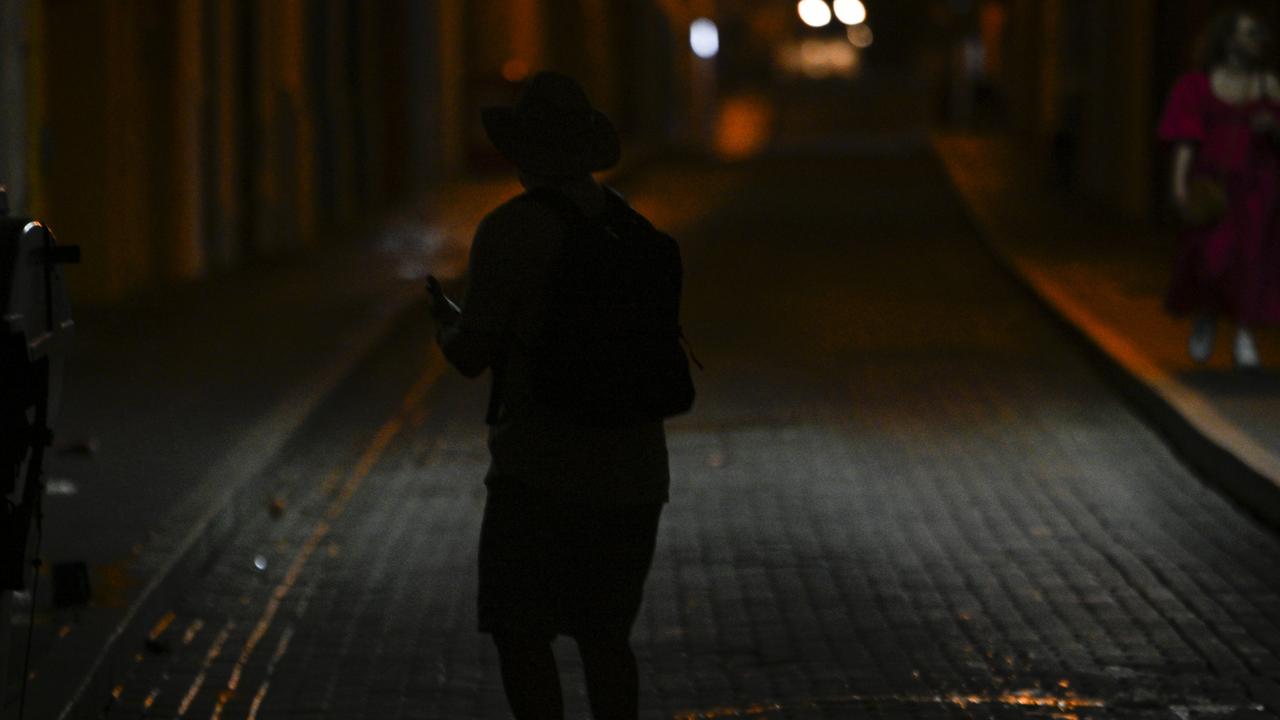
[{"x1": 426, "y1": 274, "x2": 461, "y2": 321}]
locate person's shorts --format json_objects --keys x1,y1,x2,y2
[{"x1": 477, "y1": 482, "x2": 663, "y2": 639}]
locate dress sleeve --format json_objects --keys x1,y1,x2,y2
[{"x1": 1158, "y1": 73, "x2": 1207, "y2": 143}]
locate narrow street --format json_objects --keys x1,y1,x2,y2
[{"x1": 89, "y1": 145, "x2": 1280, "y2": 720}]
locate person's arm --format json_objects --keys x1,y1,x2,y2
[
  {"x1": 434, "y1": 215, "x2": 510, "y2": 378},
  {"x1": 1171, "y1": 142, "x2": 1195, "y2": 208},
  {"x1": 1157, "y1": 74, "x2": 1205, "y2": 210},
  {"x1": 434, "y1": 202, "x2": 560, "y2": 378}
]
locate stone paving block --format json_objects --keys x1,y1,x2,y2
[{"x1": 82, "y1": 156, "x2": 1280, "y2": 720}]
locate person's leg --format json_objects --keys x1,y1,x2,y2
[
  {"x1": 1234, "y1": 324, "x2": 1261, "y2": 367},
  {"x1": 576, "y1": 631, "x2": 639, "y2": 720},
  {"x1": 1189, "y1": 313, "x2": 1216, "y2": 362},
  {"x1": 565, "y1": 502, "x2": 662, "y2": 720},
  {"x1": 492, "y1": 631, "x2": 564, "y2": 720}
]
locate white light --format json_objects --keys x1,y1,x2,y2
[
  {"x1": 690, "y1": 18, "x2": 719, "y2": 59},
  {"x1": 847, "y1": 24, "x2": 874, "y2": 48},
  {"x1": 797, "y1": 0, "x2": 833, "y2": 28},
  {"x1": 45, "y1": 478, "x2": 78, "y2": 496},
  {"x1": 833, "y1": 0, "x2": 867, "y2": 25}
]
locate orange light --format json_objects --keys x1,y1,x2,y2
[
  {"x1": 847, "y1": 24, "x2": 874, "y2": 48},
  {"x1": 501, "y1": 58, "x2": 529, "y2": 83},
  {"x1": 148, "y1": 611, "x2": 176, "y2": 641}
]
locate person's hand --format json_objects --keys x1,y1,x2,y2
[{"x1": 426, "y1": 275, "x2": 461, "y2": 326}]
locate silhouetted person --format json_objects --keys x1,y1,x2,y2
[
  {"x1": 1160, "y1": 10, "x2": 1280, "y2": 367},
  {"x1": 427, "y1": 72, "x2": 692, "y2": 720}
]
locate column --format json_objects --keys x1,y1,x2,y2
[
  {"x1": 171, "y1": 0, "x2": 205, "y2": 278},
  {"x1": 0, "y1": 1, "x2": 27, "y2": 213}
]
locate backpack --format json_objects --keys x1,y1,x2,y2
[{"x1": 492, "y1": 186, "x2": 696, "y2": 428}]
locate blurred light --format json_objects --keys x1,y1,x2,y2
[
  {"x1": 847, "y1": 24, "x2": 874, "y2": 48},
  {"x1": 797, "y1": 0, "x2": 832, "y2": 28},
  {"x1": 833, "y1": 0, "x2": 867, "y2": 25},
  {"x1": 45, "y1": 478, "x2": 77, "y2": 495},
  {"x1": 502, "y1": 58, "x2": 529, "y2": 83},
  {"x1": 963, "y1": 36, "x2": 985, "y2": 75},
  {"x1": 777, "y1": 38, "x2": 860, "y2": 79},
  {"x1": 714, "y1": 95, "x2": 774, "y2": 160},
  {"x1": 690, "y1": 18, "x2": 720, "y2": 59},
  {"x1": 253, "y1": 554, "x2": 268, "y2": 572}
]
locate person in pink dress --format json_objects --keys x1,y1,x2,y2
[{"x1": 1159, "y1": 10, "x2": 1280, "y2": 368}]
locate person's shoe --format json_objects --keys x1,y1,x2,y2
[
  {"x1": 1188, "y1": 315, "x2": 1216, "y2": 363},
  {"x1": 1234, "y1": 328, "x2": 1261, "y2": 369}
]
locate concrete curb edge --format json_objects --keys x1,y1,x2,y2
[{"x1": 933, "y1": 137, "x2": 1280, "y2": 534}]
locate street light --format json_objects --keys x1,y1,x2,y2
[
  {"x1": 847, "y1": 24, "x2": 874, "y2": 48},
  {"x1": 797, "y1": 0, "x2": 832, "y2": 28},
  {"x1": 833, "y1": 0, "x2": 867, "y2": 26},
  {"x1": 690, "y1": 18, "x2": 719, "y2": 59}
]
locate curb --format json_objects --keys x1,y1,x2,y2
[
  {"x1": 933, "y1": 136, "x2": 1280, "y2": 534},
  {"x1": 989, "y1": 260, "x2": 1280, "y2": 532}
]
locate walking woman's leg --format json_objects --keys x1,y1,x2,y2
[
  {"x1": 1234, "y1": 324, "x2": 1261, "y2": 367},
  {"x1": 1189, "y1": 313, "x2": 1217, "y2": 362},
  {"x1": 493, "y1": 632, "x2": 564, "y2": 720},
  {"x1": 577, "y1": 632, "x2": 639, "y2": 720}
]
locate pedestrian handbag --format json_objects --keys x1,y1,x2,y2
[
  {"x1": 1182, "y1": 175, "x2": 1228, "y2": 229},
  {"x1": 518, "y1": 187, "x2": 696, "y2": 428}
]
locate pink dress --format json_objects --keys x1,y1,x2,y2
[{"x1": 1158, "y1": 71, "x2": 1280, "y2": 325}]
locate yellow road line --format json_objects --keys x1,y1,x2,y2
[
  {"x1": 181, "y1": 618, "x2": 205, "y2": 646},
  {"x1": 174, "y1": 619, "x2": 235, "y2": 717},
  {"x1": 244, "y1": 627, "x2": 296, "y2": 720},
  {"x1": 203, "y1": 352, "x2": 446, "y2": 717},
  {"x1": 147, "y1": 611, "x2": 177, "y2": 641}
]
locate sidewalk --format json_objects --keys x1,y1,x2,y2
[
  {"x1": 935, "y1": 133, "x2": 1280, "y2": 529},
  {"x1": 4, "y1": 175, "x2": 525, "y2": 718}
]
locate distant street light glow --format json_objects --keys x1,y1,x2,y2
[
  {"x1": 848, "y1": 24, "x2": 874, "y2": 48},
  {"x1": 502, "y1": 58, "x2": 529, "y2": 83},
  {"x1": 690, "y1": 18, "x2": 720, "y2": 59},
  {"x1": 797, "y1": 0, "x2": 833, "y2": 28},
  {"x1": 833, "y1": 0, "x2": 867, "y2": 25}
]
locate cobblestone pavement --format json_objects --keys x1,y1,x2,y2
[{"x1": 94, "y1": 150, "x2": 1280, "y2": 720}]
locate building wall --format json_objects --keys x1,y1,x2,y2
[
  {"x1": 1002, "y1": 0, "x2": 1280, "y2": 219},
  {"x1": 5, "y1": 0, "x2": 688, "y2": 304},
  {"x1": 1073, "y1": 0, "x2": 1154, "y2": 218},
  {"x1": 1002, "y1": 0, "x2": 1156, "y2": 219},
  {"x1": 8, "y1": 0, "x2": 422, "y2": 303},
  {"x1": 0, "y1": 2, "x2": 29, "y2": 214}
]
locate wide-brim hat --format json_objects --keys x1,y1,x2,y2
[{"x1": 481, "y1": 71, "x2": 620, "y2": 177}]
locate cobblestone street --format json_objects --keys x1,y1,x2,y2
[{"x1": 95, "y1": 149, "x2": 1280, "y2": 720}]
